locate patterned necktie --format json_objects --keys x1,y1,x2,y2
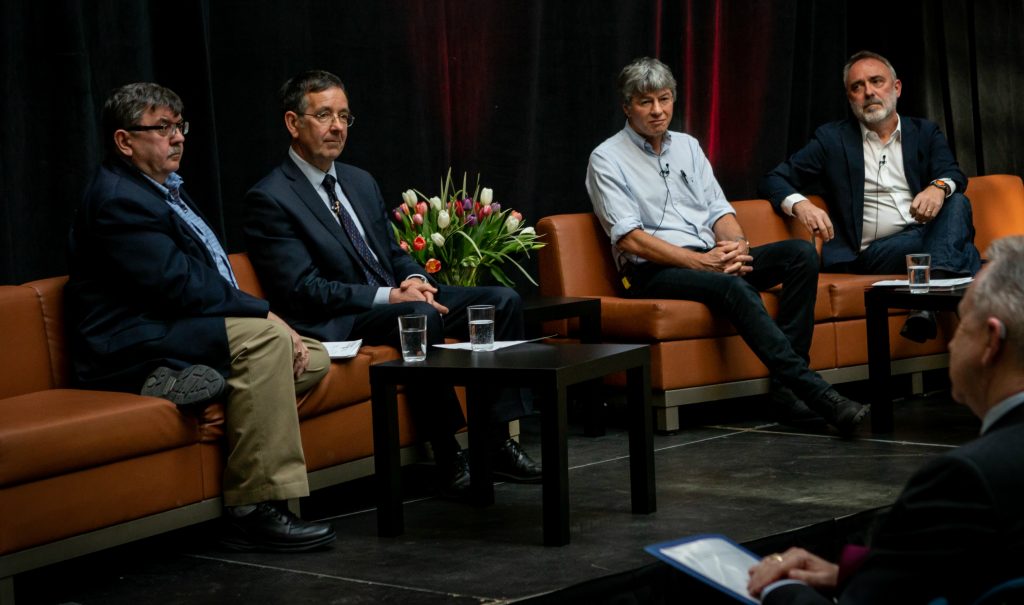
[{"x1": 322, "y1": 174, "x2": 396, "y2": 287}]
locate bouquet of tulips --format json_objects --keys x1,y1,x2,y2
[{"x1": 390, "y1": 169, "x2": 544, "y2": 287}]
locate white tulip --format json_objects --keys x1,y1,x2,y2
[
  {"x1": 402, "y1": 190, "x2": 417, "y2": 207},
  {"x1": 520, "y1": 226, "x2": 535, "y2": 236},
  {"x1": 437, "y1": 210, "x2": 451, "y2": 228},
  {"x1": 429, "y1": 196, "x2": 442, "y2": 210},
  {"x1": 505, "y1": 215, "x2": 520, "y2": 232},
  {"x1": 431, "y1": 232, "x2": 445, "y2": 247},
  {"x1": 480, "y1": 187, "x2": 493, "y2": 205}
]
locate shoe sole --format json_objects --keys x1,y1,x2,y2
[
  {"x1": 493, "y1": 470, "x2": 543, "y2": 484},
  {"x1": 142, "y1": 365, "x2": 226, "y2": 407},
  {"x1": 219, "y1": 530, "x2": 337, "y2": 553}
]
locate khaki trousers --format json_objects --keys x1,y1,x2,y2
[{"x1": 221, "y1": 318, "x2": 329, "y2": 506}]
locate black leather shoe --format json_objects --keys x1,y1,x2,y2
[
  {"x1": 768, "y1": 384, "x2": 824, "y2": 428},
  {"x1": 899, "y1": 310, "x2": 938, "y2": 343},
  {"x1": 141, "y1": 365, "x2": 226, "y2": 408},
  {"x1": 221, "y1": 502, "x2": 336, "y2": 552},
  {"x1": 492, "y1": 438, "x2": 542, "y2": 483},
  {"x1": 808, "y1": 389, "x2": 870, "y2": 437},
  {"x1": 436, "y1": 450, "x2": 471, "y2": 499}
]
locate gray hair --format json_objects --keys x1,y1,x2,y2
[
  {"x1": 971, "y1": 236, "x2": 1024, "y2": 361},
  {"x1": 618, "y1": 57, "x2": 677, "y2": 105},
  {"x1": 842, "y1": 51, "x2": 898, "y2": 87},
  {"x1": 280, "y1": 70, "x2": 346, "y2": 115},
  {"x1": 102, "y1": 82, "x2": 183, "y2": 153}
]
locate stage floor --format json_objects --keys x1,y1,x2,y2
[{"x1": 15, "y1": 374, "x2": 979, "y2": 604}]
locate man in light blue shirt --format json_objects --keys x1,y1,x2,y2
[{"x1": 586, "y1": 57, "x2": 868, "y2": 436}]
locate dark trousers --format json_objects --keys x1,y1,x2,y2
[
  {"x1": 625, "y1": 239, "x2": 832, "y2": 402},
  {"x1": 350, "y1": 285, "x2": 528, "y2": 444},
  {"x1": 833, "y1": 193, "x2": 982, "y2": 275}
]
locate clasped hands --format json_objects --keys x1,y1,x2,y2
[
  {"x1": 746, "y1": 547, "x2": 839, "y2": 599},
  {"x1": 702, "y1": 239, "x2": 752, "y2": 275},
  {"x1": 388, "y1": 278, "x2": 449, "y2": 314}
]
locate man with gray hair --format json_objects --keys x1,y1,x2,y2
[
  {"x1": 586, "y1": 57, "x2": 868, "y2": 436},
  {"x1": 760, "y1": 50, "x2": 981, "y2": 342},
  {"x1": 748, "y1": 235, "x2": 1024, "y2": 604},
  {"x1": 67, "y1": 82, "x2": 336, "y2": 552}
]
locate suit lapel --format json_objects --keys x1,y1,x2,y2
[
  {"x1": 900, "y1": 117, "x2": 921, "y2": 192},
  {"x1": 841, "y1": 119, "x2": 865, "y2": 245},
  {"x1": 280, "y1": 157, "x2": 361, "y2": 263}
]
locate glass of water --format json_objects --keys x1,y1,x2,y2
[
  {"x1": 398, "y1": 314, "x2": 427, "y2": 362},
  {"x1": 467, "y1": 305, "x2": 495, "y2": 351},
  {"x1": 906, "y1": 253, "x2": 931, "y2": 294}
]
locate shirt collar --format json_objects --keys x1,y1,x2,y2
[
  {"x1": 859, "y1": 114, "x2": 902, "y2": 143},
  {"x1": 980, "y1": 391, "x2": 1024, "y2": 435},
  {"x1": 139, "y1": 170, "x2": 182, "y2": 198},
  {"x1": 623, "y1": 121, "x2": 672, "y2": 155},
  {"x1": 289, "y1": 146, "x2": 337, "y2": 191}
]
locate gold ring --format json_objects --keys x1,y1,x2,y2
[{"x1": 769, "y1": 554, "x2": 784, "y2": 564}]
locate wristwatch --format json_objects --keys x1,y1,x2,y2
[{"x1": 930, "y1": 179, "x2": 952, "y2": 198}]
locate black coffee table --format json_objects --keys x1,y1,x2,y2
[
  {"x1": 864, "y1": 285, "x2": 966, "y2": 432},
  {"x1": 370, "y1": 342, "x2": 654, "y2": 546}
]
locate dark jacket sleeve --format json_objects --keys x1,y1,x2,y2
[
  {"x1": 917, "y1": 119, "x2": 967, "y2": 193},
  {"x1": 758, "y1": 126, "x2": 833, "y2": 213}
]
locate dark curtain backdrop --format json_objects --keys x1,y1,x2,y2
[{"x1": 2, "y1": 0, "x2": 1021, "y2": 286}]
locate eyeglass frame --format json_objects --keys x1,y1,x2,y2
[
  {"x1": 123, "y1": 120, "x2": 190, "y2": 137},
  {"x1": 301, "y1": 110, "x2": 355, "y2": 127}
]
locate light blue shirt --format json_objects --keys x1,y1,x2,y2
[
  {"x1": 146, "y1": 171, "x2": 238, "y2": 287},
  {"x1": 586, "y1": 123, "x2": 736, "y2": 269}
]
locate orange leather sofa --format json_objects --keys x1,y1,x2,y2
[
  {"x1": 0, "y1": 254, "x2": 432, "y2": 602},
  {"x1": 536, "y1": 174, "x2": 1024, "y2": 431}
]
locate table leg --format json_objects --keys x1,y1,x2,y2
[
  {"x1": 865, "y1": 291, "x2": 894, "y2": 433},
  {"x1": 579, "y1": 304, "x2": 606, "y2": 437},
  {"x1": 466, "y1": 384, "x2": 495, "y2": 507},
  {"x1": 626, "y1": 363, "x2": 656, "y2": 514},
  {"x1": 371, "y1": 380, "x2": 403, "y2": 536},
  {"x1": 542, "y1": 386, "x2": 570, "y2": 546}
]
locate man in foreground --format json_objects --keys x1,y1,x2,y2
[
  {"x1": 749, "y1": 236, "x2": 1024, "y2": 604},
  {"x1": 759, "y1": 51, "x2": 981, "y2": 342},
  {"x1": 66, "y1": 82, "x2": 334, "y2": 552},
  {"x1": 586, "y1": 57, "x2": 868, "y2": 435},
  {"x1": 242, "y1": 70, "x2": 541, "y2": 496}
]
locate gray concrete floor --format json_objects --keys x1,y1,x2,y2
[{"x1": 14, "y1": 375, "x2": 978, "y2": 604}]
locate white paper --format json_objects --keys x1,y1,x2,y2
[
  {"x1": 323, "y1": 340, "x2": 363, "y2": 359},
  {"x1": 433, "y1": 335, "x2": 556, "y2": 351},
  {"x1": 655, "y1": 536, "x2": 759, "y2": 603},
  {"x1": 871, "y1": 276, "x2": 973, "y2": 288}
]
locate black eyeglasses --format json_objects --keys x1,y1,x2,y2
[
  {"x1": 124, "y1": 120, "x2": 189, "y2": 137},
  {"x1": 302, "y1": 111, "x2": 355, "y2": 127}
]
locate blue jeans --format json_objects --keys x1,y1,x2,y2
[
  {"x1": 832, "y1": 193, "x2": 981, "y2": 275},
  {"x1": 626, "y1": 240, "x2": 832, "y2": 403}
]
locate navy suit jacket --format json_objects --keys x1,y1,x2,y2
[
  {"x1": 66, "y1": 159, "x2": 269, "y2": 392},
  {"x1": 759, "y1": 116, "x2": 966, "y2": 268},
  {"x1": 242, "y1": 156, "x2": 426, "y2": 341},
  {"x1": 764, "y1": 403, "x2": 1024, "y2": 605}
]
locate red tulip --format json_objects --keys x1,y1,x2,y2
[
  {"x1": 399, "y1": 240, "x2": 409, "y2": 251},
  {"x1": 425, "y1": 258, "x2": 441, "y2": 273},
  {"x1": 413, "y1": 235, "x2": 426, "y2": 251}
]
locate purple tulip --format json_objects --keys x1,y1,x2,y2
[
  {"x1": 465, "y1": 214, "x2": 477, "y2": 227},
  {"x1": 392, "y1": 210, "x2": 403, "y2": 223},
  {"x1": 463, "y1": 198, "x2": 474, "y2": 211},
  {"x1": 490, "y1": 202, "x2": 501, "y2": 213}
]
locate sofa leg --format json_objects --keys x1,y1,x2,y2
[
  {"x1": 655, "y1": 407, "x2": 680, "y2": 434},
  {"x1": 1, "y1": 575, "x2": 14, "y2": 605},
  {"x1": 911, "y1": 371, "x2": 924, "y2": 395}
]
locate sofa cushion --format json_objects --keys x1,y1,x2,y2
[
  {"x1": 969, "y1": 174, "x2": 1024, "y2": 256},
  {"x1": 0, "y1": 389, "x2": 200, "y2": 487},
  {"x1": 0, "y1": 286, "x2": 55, "y2": 398}
]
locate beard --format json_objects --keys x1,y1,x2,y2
[{"x1": 851, "y1": 94, "x2": 896, "y2": 125}]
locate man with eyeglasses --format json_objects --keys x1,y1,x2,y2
[
  {"x1": 66, "y1": 82, "x2": 336, "y2": 552},
  {"x1": 242, "y1": 70, "x2": 542, "y2": 498}
]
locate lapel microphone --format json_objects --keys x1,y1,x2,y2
[{"x1": 660, "y1": 163, "x2": 670, "y2": 178}]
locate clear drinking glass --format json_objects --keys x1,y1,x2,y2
[
  {"x1": 467, "y1": 305, "x2": 495, "y2": 351},
  {"x1": 398, "y1": 314, "x2": 427, "y2": 362},
  {"x1": 906, "y1": 253, "x2": 931, "y2": 294}
]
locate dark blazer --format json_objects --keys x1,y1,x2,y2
[
  {"x1": 759, "y1": 116, "x2": 967, "y2": 268},
  {"x1": 765, "y1": 402, "x2": 1024, "y2": 605},
  {"x1": 242, "y1": 156, "x2": 425, "y2": 341},
  {"x1": 65, "y1": 159, "x2": 269, "y2": 392}
]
